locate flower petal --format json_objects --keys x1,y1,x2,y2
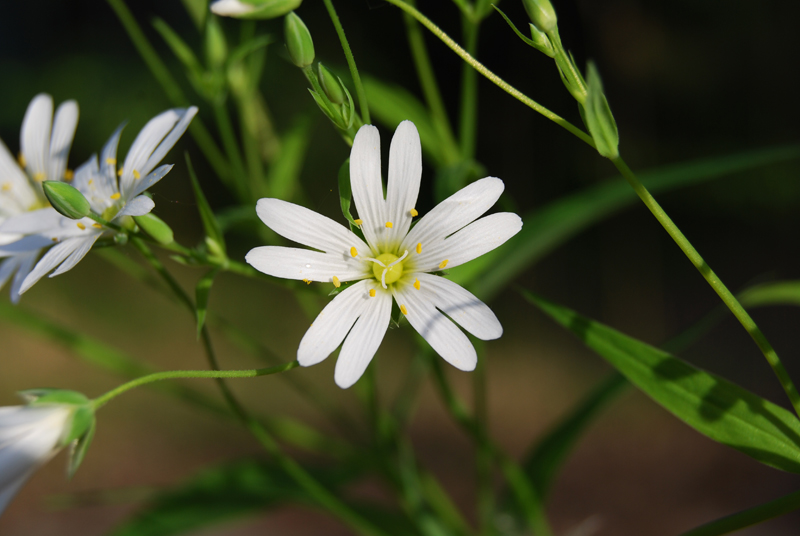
[
  {"x1": 384, "y1": 121, "x2": 422, "y2": 246},
  {"x1": 210, "y1": 0, "x2": 257, "y2": 15},
  {"x1": 20, "y1": 94, "x2": 53, "y2": 181},
  {"x1": 116, "y1": 195, "x2": 155, "y2": 218},
  {"x1": 400, "y1": 177, "x2": 504, "y2": 254},
  {"x1": 414, "y1": 273, "x2": 502, "y2": 340},
  {"x1": 50, "y1": 234, "x2": 101, "y2": 277},
  {"x1": 393, "y1": 283, "x2": 477, "y2": 371},
  {"x1": 246, "y1": 246, "x2": 370, "y2": 282},
  {"x1": 19, "y1": 235, "x2": 98, "y2": 294},
  {"x1": 48, "y1": 100, "x2": 79, "y2": 183},
  {"x1": 130, "y1": 165, "x2": 173, "y2": 199},
  {"x1": 350, "y1": 125, "x2": 388, "y2": 253},
  {"x1": 0, "y1": 139, "x2": 37, "y2": 215},
  {"x1": 298, "y1": 280, "x2": 372, "y2": 367},
  {"x1": 412, "y1": 212, "x2": 522, "y2": 272},
  {"x1": 9, "y1": 251, "x2": 38, "y2": 304},
  {"x1": 0, "y1": 235, "x2": 53, "y2": 256},
  {"x1": 0, "y1": 208, "x2": 71, "y2": 236},
  {"x1": 255, "y1": 198, "x2": 370, "y2": 255},
  {"x1": 335, "y1": 288, "x2": 392, "y2": 388}
]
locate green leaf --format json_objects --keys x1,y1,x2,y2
[
  {"x1": 583, "y1": 61, "x2": 619, "y2": 158},
  {"x1": 180, "y1": 0, "x2": 207, "y2": 29},
  {"x1": 524, "y1": 290, "x2": 800, "y2": 474},
  {"x1": 680, "y1": 489, "x2": 800, "y2": 536},
  {"x1": 185, "y1": 153, "x2": 226, "y2": 256},
  {"x1": 266, "y1": 115, "x2": 312, "y2": 200},
  {"x1": 739, "y1": 280, "x2": 800, "y2": 308},
  {"x1": 195, "y1": 268, "x2": 219, "y2": 339},
  {"x1": 152, "y1": 18, "x2": 208, "y2": 98},
  {"x1": 450, "y1": 143, "x2": 800, "y2": 300},
  {"x1": 68, "y1": 418, "x2": 96, "y2": 479},
  {"x1": 19, "y1": 389, "x2": 90, "y2": 407}
]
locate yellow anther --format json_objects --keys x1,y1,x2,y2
[
  {"x1": 63, "y1": 169, "x2": 74, "y2": 181},
  {"x1": 385, "y1": 221, "x2": 393, "y2": 228},
  {"x1": 400, "y1": 304, "x2": 408, "y2": 315},
  {"x1": 354, "y1": 219, "x2": 363, "y2": 226},
  {"x1": 302, "y1": 278, "x2": 310, "y2": 284},
  {"x1": 369, "y1": 288, "x2": 376, "y2": 297},
  {"x1": 1, "y1": 183, "x2": 11, "y2": 191},
  {"x1": 92, "y1": 223, "x2": 103, "y2": 229},
  {"x1": 76, "y1": 222, "x2": 86, "y2": 230},
  {"x1": 332, "y1": 276, "x2": 341, "y2": 288},
  {"x1": 33, "y1": 172, "x2": 45, "y2": 182},
  {"x1": 88, "y1": 179, "x2": 93, "y2": 186},
  {"x1": 117, "y1": 167, "x2": 124, "y2": 177},
  {"x1": 51, "y1": 237, "x2": 58, "y2": 243},
  {"x1": 350, "y1": 247, "x2": 358, "y2": 258},
  {"x1": 17, "y1": 153, "x2": 26, "y2": 167},
  {"x1": 106, "y1": 158, "x2": 116, "y2": 165},
  {"x1": 416, "y1": 243, "x2": 422, "y2": 254},
  {"x1": 439, "y1": 259, "x2": 449, "y2": 269},
  {"x1": 133, "y1": 169, "x2": 141, "y2": 179},
  {"x1": 110, "y1": 192, "x2": 121, "y2": 200},
  {"x1": 409, "y1": 208, "x2": 418, "y2": 217},
  {"x1": 413, "y1": 279, "x2": 420, "y2": 290}
]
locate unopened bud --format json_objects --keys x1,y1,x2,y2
[
  {"x1": 522, "y1": 0, "x2": 558, "y2": 33},
  {"x1": 318, "y1": 63, "x2": 345, "y2": 104},
  {"x1": 285, "y1": 11, "x2": 314, "y2": 68},
  {"x1": 529, "y1": 24, "x2": 555, "y2": 57},
  {"x1": 42, "y1": 181, "x2": 91, "y2": 220},
  {"x1": 584, "y1": 62, "x2": 619, "y2": 159},
  {"x1": 210, "y1": 0, "x2": 302, "y2": 20},
  {"x1": 134, "y1": 213, "x2": 175, "y2": 245}
]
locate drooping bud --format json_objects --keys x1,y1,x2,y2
[
  {"x1": 210, "y1": 0, "x2": 302, "y2": 20},
  {"x1": 134, "y1": 213, "x2": 175, "y2": 245},
  {"x1": 522, "y1": 0, "x2": 558, "y2": 33},
  {"x1": 285, "y1": 11, "x2": 315, "y2": 68},
  {"x1": 318, "y1": 63, "x2": 345, "y2": 104},
  {"x1": 42, "y1": 181, "x2": 91, "y2": 220}
]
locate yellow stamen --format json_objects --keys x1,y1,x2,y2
[
  {"x1": 1, "y1": 183, "x2": 11, "y2": 191},
  {"x1": 133, "y1": 169, "x2": 141, "y2": 179},
  {"x1": 409, "y1": 208, "x2": 418, "y2": 217},
  {"x1": 385, "y1": 221, "x2": 393, "y2": 228},
  {"x1": 413, "y1": 279, "x2": 420, "y2": 290},
  {"x1": 117, "y1": 167, "x2": 124, "y2": 177},
  {"x1": 350, "y1": 247, "x2": 358, "y2": 257},
  {"x1": 110, "y1": 192, "x2": 121, "y2": 200},
  {"x1": 369, "y1": 288, "x2": 376, "y2": 297},
  {"x1": 400, "y1": 304, "x2": 408, "y2": 315},
  {"x1": 51, "y1": 237, "x2": 58, "y2": 242},
  {"x1": 17, "y1": 153, "x2": 26, "y2": 167},
  {"x1": 76, "y1": 222, "x2": 86, "y2": 230},
  {"x1": 92, "y1": 223, "x2": 103, "y2": 229},
  {"x1": 106, "y1": 158, "x2": 116, "y2": 165},
  {"x1": 33, "y1": 172, "x2": 45, "y2": 182},
  {"x1": 439, "y1": 259, "x2": 449, "y2": 269},
  {"x1": 416, "y1": 242, "x2": 422, "y2": 254},
  {"x1": 63, "y1": 169, "x2": 74, "y2": 181},
  {"x1": 302, "y1": 278, "x2": 310, "y2": 284},
  {"x1": 354, "y1": 219, "x2": 363, "y2": 226},
  {"x1": 332, "y1": 276, "x2": 341, "y2": 288},
  {"x1": 88, "y1": 179, "x2": 93, "y2": 186}
]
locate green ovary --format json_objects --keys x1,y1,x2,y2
[{"x1": 373, "y1": 253, "x2": 404, "y2": 285}]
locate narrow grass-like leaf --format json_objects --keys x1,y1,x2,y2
[
  {"x1": 68, "y1": 418, "x2": 96, "y2": 479},
  {"x1": 185, "y1": 153, "x2": 226, "y2": 255},
  {"x1": 266, "y1": 116, "x2": 312, "y2": 200},
  {"x1": 451, "y1": 143, "x2": 800, "y2": 299},
  {"x1": 680, "y1": 489, "x2": 800, "y2": 536},
  {"x1": 195, "y1": 268, "x2": 219, "y2": 339},
  {"x1": 524, "y1": 290, "x2": 800, "y2": 474},
  {"x1": 739, "y1": 280, "x2": 800, "y2": 308}
]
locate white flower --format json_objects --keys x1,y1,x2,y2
[
  {"x1": 246, "y1": 121, "x2": 522, "y2": 388},
  {"x1": 0, "y1": 405, "x2": 72, "y2": 516},
  {"x1": 210, "y1": 0, "x2": 259, "y2": 16},
  {"x1": 0, "y1": 94, "x2": 78, "y2": 302},
  {"x1": 5, "y1": 106, "x2": 198, "y2": 295}
]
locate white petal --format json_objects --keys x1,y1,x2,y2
[
  {"x1": 211, "y1": 0, "x2": 258, "y2": 15},
  {"x1": 140, "y1": 107, "x2": 197, "y2": 175},
  {"x1": 350, "y1": 125, "x2": 388, "y2": 253},
  {"x1": 99, "y1": 124, "x2": 125, "y2": 198},
  {"x1": 130, "y1": 164, "x2": 173, "y2": 199},
  {"x1": 0, "y1": 470, "x2": 33, "y2": 516},
  {"x1": 0, "y1": 208, "x2": 70, "y2": 235},
  {"x1": 0, "y1": 236, "x2": 52, "y2": 256},
  {"x1": 9, "y1": 251, "x2": 38, "y2": 304},
  {"x1": 246, "y1": 246, "x2": 370, "y2": 282},
  {"x1": 413, "y1": 212, "x2": 522, "y2": 272},
  {"x1": 116, "y1": 195, "x2": 155, "y2": 218},
  {"x1": 20, "y1": 94, "x2": 53, "y2": 180},
  {"x1": 0, "y1": 257, "x2": 19, "y2": 291},
  {"x1": 74, "y1": 154, "x2": 116, "y2": 213},
  {"x1": 393, "y1": 283, "x2": 477, "y2": 371},
  {"x1": 400, "y1": 177, "x2": 505, "y2": 254},
  {"x1": 384, "y1": 121, "x2": 422, "y2": 246},
  {"x1": 0, "y1": 139, "x2": 37, "y2": 214},
  {"x1": 255, "y1": 198, "x2": 370, "y2": 255},
  {"x1": 414, "y1": 273, "x2": 502, "y2": 340},
  {"x1": 298, "y1": 280, "x2": 372, "y2": 367},
  {"x1": 50, "y1": 234, "x2": 101, "y2": 277},
  {"x1": 48, "y1": 100, "x2": 79, "y2": 183},
  {"x1": 19, "y1": 236, "x2": 95, "y2": 294},
  {"x1": 334, "y1": 289, "x2": 392, "y2": 388}
]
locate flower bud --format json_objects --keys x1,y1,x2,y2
[
  {"x1": 210, "y1": 0, "x2": 302, "y2": 20},
  {"x1": 134, "y1": 213, "x2": 175, "y2": 245},
  {"x1": 584, "y1": 62, "x2": 619, "y2": 159},
  {"x1": 42, "y1": 181, "x2": 91, "y2": 220},
  {"x1": 529, "y1": 23, "x2": 555, "y2": 57},
  {"x1": 522, "y1": 0, "x2": 558, "y2": 33},
  {"x1": 318, "y1": 63, "x2": 345, "y2": 104},
  {"x1": 285, "y1": 11, "x2": 315, "y2": 68}
]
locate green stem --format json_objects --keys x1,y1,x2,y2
[
  {"x1": 212, "y1": 100, "x2": 249, "y2": 200},
  {"x1": 321, "y1": 0, "x2": 370, "y2": 124},
  {"x1": 458, "y1": 15, "x2": 480, "y2": 162},
  {"x1": 383, "y1": 0, "x2": 594, "y2": 148},
  {"x1": 93, "y1": 363, "x2": 297, "y2": 409},
  {"x1": 681, "y1": 489, "x2": 800, "y2": 536},
  {"x1": 611, "y1": 155, "x2": 800, "y2": 418}
]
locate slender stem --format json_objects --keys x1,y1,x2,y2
[
  {"x1": 212, "y1": 100, "x2": 249, "y2": 200},
  {"x1": 93, "y1": 363, "x2": 298, "y2": 410},
  {"x1": 611, "y1": 155, "x2": 800, "y2": 418},
  {"x1": 458, "y1": 15, "x2": 480, "y2": 162},
  {"x1": 473, "y1": 343, "x2": 495, "y2": 536},
  {"x1": 321, "y1": 0, "x2": 370, "y2": 124},
  {"x1": 383, "y1": 0, "x2": 595, "y2": 148}
]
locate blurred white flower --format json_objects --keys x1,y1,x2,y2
[
  {"x1": 0, "y1": 405, "x2": 71, "y2": 516},
  {"x1": 247, "y1": 121, "x2": 522, "y2": 388},
  {"x1": 6, "y1": 106, "x2": 198, "y2": 296},
  {"x1": 210, "y1": 0, "x2": 258, "y2": 16},
  {"x1": 0, "y1": 93, "x2": 78, "y2": 302}
]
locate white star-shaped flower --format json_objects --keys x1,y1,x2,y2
[
  {"x1": 0, "y1": 106, "x2": 198, "y2": 296},
  {"x1": 0, "y1": 94, "x2": 79, "y2": 302},
  {"x1": 246, "y1": 121, "x2": 522, "y2": 388}
]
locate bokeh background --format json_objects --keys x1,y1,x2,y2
[{"x1": 2, "y1": 0, "x2": 800, "y2": 534}]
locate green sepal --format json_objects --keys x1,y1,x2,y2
[
  {"x1": 133, "y1": 213, "x2": 175, "y2": 245},
  {"x1": 67, "y1": 417, "x2": 96, "y2": 479},
  {"x1": 318, "y1": 62, "x2": 345, "y2": 104},
  {"x1": 226, "y1": 0, "x2": 303, "y2": 20},
  {"x1": 492, "y1": 5, "x2": 555, "y2": 57},
  {"x1": 522, "y1": 0, "x2": 558, "y2": 33},
  {"x1": 185, "y1": 154, "x2": 227, "y2": 256},
  {"x1": 20, "y1": 388, "x2": 90, "y2": 407},
  {"x1": 309, "y1": 89, "x2": 344, "y2": 129},
  {"x1": 284, "y1": 11, "x2": 314, "y2": 68},
  {"x1": 337, "y1": 158, "x2": 359, "y2": 231},
  {"x1": 61, "y1": 405, "x2": 95, "y2": 446},
  {"x1": 42, "y1": 181, "x2": 91, "y2": 220},
  {"x1": 584, "y1": 61, "x2": 620, "y2": 158},
  {"x1": 196, "y1": 268, "x2": 220, "y2": 339}
]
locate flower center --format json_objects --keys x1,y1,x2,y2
[{"x1": 372, "y1": 253, "x2": 404, "y2": 285}]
